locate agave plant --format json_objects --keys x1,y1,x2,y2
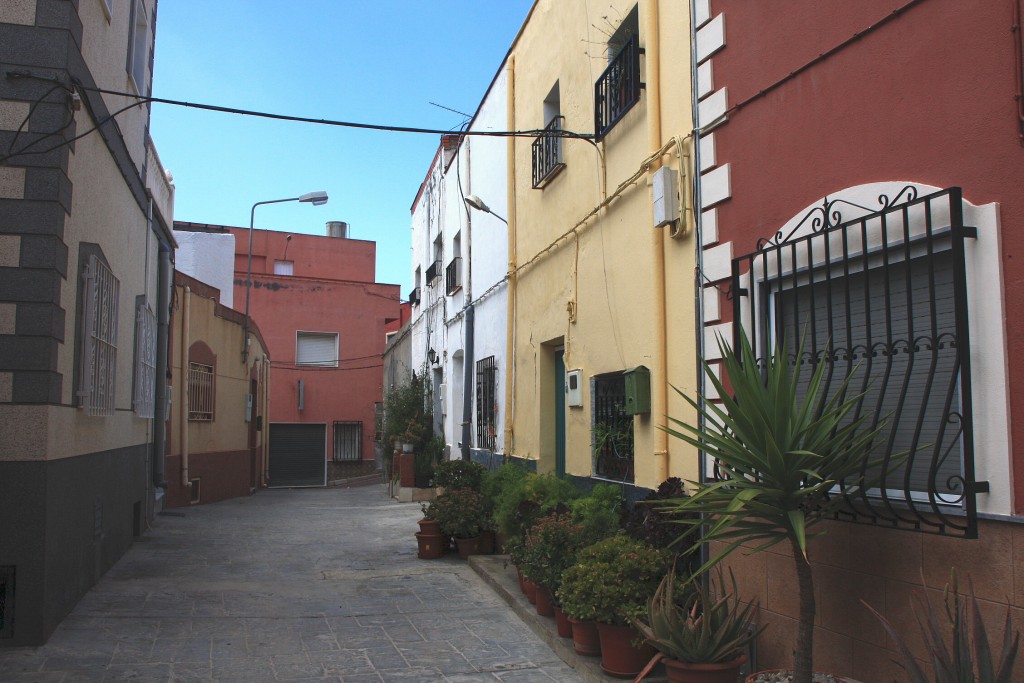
[
  {"x1": 631, "y1": 565, "x2": 764, "y2": 664},
  {"x1": 657, "y1": 329, "x2": 887, "y2": 683},
  {"x1": 863, "y1": 572, "x2": 1020, "y2": 683}
]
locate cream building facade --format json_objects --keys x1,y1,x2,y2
[{"x1": 503, "y1": 0, "x2": 698, "y2": 493}]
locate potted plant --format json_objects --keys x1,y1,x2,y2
[
  {"x1": 518, "y1": 512, "x2": 587, "y2": 620},
  {"x1": 430, "y1": 487, "x2": 487, "y2": 558},
  {"x1": 632, "y1": 566, "x2": 764, "y2": 683},
  {"x1": 862, "y1": 571, "x2": 1019, "y2": 683},
  {"x1": 657, "y1": 330, "x2": 886, "y2": 683},
  {"x1": 557, "y1": 534, "x2": 672, "y2": 677}
]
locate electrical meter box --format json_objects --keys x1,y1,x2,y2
[
  {"x1": 566, "y1": 369, "x2": 583, "y2": 407},
  {"x1": 623, "y1": 365, "x2": 651, "y2": 415},
  {"x1": 652, "y1": 166, "x2": 680, "y2": 228}
]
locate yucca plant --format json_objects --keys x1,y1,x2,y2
[
  {"x1": 863, "y1": 572, "x2": 1020, "y2": 683},
  {"x1": 631, "y1": 565, "x2": 764, "y2": 664},
  {"x1": 657, "y1": 329, "x2": 886, "y2": 683}
]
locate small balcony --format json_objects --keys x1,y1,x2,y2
[
  {"x1": 445, "y1": 257, "x2": 463, "y2": 295},
  {"x1": 425, "y1": 260, "x2": 442, "y2": 285},
  {"x1": 408, "y1": 287, "x2": 420, "y2": 306},
  {"x1": 594, "y1": 36, "x2": 643, "y2": 140},
  {"x1": 532, "y1": 116, "x2": 566, "y2": 189}
]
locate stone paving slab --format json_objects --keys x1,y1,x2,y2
[{"x1": 0, "y1": 485, "x2": 581, "y2": 683}]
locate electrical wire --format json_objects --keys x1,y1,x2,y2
[{"x1": 0, "y1": 71, "x2": 597, "y2": 165}]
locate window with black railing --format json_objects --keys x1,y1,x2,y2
[
  {"x1": 446, "y1": 257, "x2": 462, "y2": 295},
  {"x1": 532, "y1": 116, "x2": 566, "y2": 189},
  {"x1": 594, "y1": 35, "x2": 642, "y2": 140},
  {"x1": 425, "y1": 260, "x2": 442, "y2": 285},
  {"x1": 476, "y1": 356, "x2": 497, "y2": 451},
  {"x1": 593, "y1": 373, "x2": 634, "y2": 482},
  {"x1": 730, "y1": 186, "x2": 981, "y2": 538}
]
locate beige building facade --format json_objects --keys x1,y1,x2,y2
[{"x1": 0, "y1": 0, "x2": 174, "y2": 645}]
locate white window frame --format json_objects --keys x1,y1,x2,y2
[
  {"x1": 273, "y1": 260, "x2": 294, "y2": 276},
  {"x1": 127, "y1": 0, "x2": 151, "y2": 95},
  {"x1": 132, "y1": 303, "x2": 156, "y2": 418},
  {"x1": 79, "y1": 255, "x2": 119, "y2": 417},
  {"x1": 296, "y1": 331, "x2": 339, "y2": 367},
  {"x1": 732, "y1": 181, "x2": 1012, "y2": 517}
]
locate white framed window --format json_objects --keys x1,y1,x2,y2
[
  {"x1": 187, "y1": 361, "x2": 214, "y2": 421},
  {"x1": 79, "y1": 255, "x2": 120, "y2": 416},
  {"x1": 274, "y1": 260, "x2": 294, "y2": 276},
  {"x1": 730, "y1": 181, "x2": 1012, "y2": 523},
  {"x1": 296, "y1": 331, "x2": 338, "y2": 367},
  {"x1": 127, "y1": 0, "x2": 151, "y2": 94},
  {"x1": 132, "y1": 303, "x2": 156, "y2": 418}
]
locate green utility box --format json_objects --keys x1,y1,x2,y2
[{"x1": 623, "y1": 365, "x2": 651, "y2": 415}]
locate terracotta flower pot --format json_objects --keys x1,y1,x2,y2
[
  {"x1": 524, "y1": 579, "x2": 537, "y2": 604},
  {"x1": 664, "y1": 654, "x2": 748, "y2": 683},
  {"x1": 517, "y1": 568, "x2": 527, "y2": 594},
  {"x1": 477, "y1": 529, "x2": 495, "y2": 554},
  {"x1": 417, "y1": 518, "x2": 441, "y2": 536},
  {"x1": 415, "y1": 532, "x2": 444, "y2": 560},
  {"x1": 596, "y1": 622, "x2": 657, "y2": 679},
  {"x1": 534, "y1": 584, "x2": 555, "y2": 617},
  {"x1": 554, "y1": 605, "x2": 573, "y2": 638},
  {"x1": 454, "y1": 536, "x2": 481, "y2": 559},
  {"x1": 568, "y1": 617, "x2": 601, "y2": 657}
]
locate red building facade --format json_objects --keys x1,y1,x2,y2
[
  {"x1": 693, "y1": 1, "x2": 1024, "y2": 679},
  {"x1": 176, "y1": 222, "x2": 400, "y2": 487}
]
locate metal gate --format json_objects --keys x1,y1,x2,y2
[{"x1": 268, "y1": 423, "x2": 326, "y2": 487}]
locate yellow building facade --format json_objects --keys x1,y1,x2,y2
[{"x1": 504, "y1": 0, "x2": 698, "y2": 491}]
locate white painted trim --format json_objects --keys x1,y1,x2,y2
[
  {"x1": 701, "y1": 241, "x2": 733, "y2": 283},
  {"x1": 699, "y1": 133, "x2": 717, "y2": 173},
  {"x1": 700, "y1": 163, "x2": 731, "y2": 209},
  {"x1": 704, "y1": 362, "x2": 722, "y2": 400},
  {"x1": 695, "y1": 0, "x2": 711, "y2": 28},
  {"x1": 703, "y1": 323, "x2": 733, "y2": 361},
  {"x1": 703, "y1": 286, "x2": 721, "y2": 323},
  {"x1": 697, "y1": 88, "x2": 729, "y2": 132},
  {"x1": 696, "y1": 14, "x2": 726, "y2": 64},
  {"x1": 701, "y1": 208, "x2": 719, "y2": 247},
  {"x1": 697, "y1": 60, "x2": 714, "y2": 100}
]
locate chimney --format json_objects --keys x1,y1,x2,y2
[{"x1": 326, "y1": 221, "x2": 348, "y2": 239}]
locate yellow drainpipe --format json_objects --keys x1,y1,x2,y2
[
  {"x1": 504, "y1": 55, "x2": 517, "y2": 457},
  {"x1": 645, "y1": 0, "x2": 670, "y2": 482},
  {"x1": 180, "y1": 285, "x2": 191, "y2": 488}
]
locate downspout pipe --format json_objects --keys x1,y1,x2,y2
[
  {"x1": 180, "y1": 285, "x2": 191, "y2": 488},
  {"x1": 152, "y1": 243, "x2": 171, "y2": 490},
  {"x1": 645, "y1": 0, "x2": 670, "y2": 483},
  {"x1": 503, "y1": 56, "x2": 517, "y2": 457},
  {"x1": 461, "y1": 304, "x2": 474, "y2": 461}
]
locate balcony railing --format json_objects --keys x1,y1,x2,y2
[
  {"x1": 408, "y1": 287, "x2": 420, "y2": 306},
  {"x1": 445, "y1": 257, "x2": 462, "y2": 295},
  {"x1": 532, "y1": 116, "x2": 566, "y2": 189},
  {"x1": 594, "y1": 36, "x2": 643, "y2": 140},
  {"x1": 425, "y1": 260, "x2": 442, "y2": 285}
]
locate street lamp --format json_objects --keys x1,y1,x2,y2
[
  {"x1": 243, "y1": 191, "x2": 329, "y2": 362},
  {"x1": 464, "y1": 194, "x2": 508, "y2": 225}
]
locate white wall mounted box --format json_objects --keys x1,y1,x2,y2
[
  {"x1": 567, "y1": 369, "x2": 583, "y2": 407},
  {"x1": 652, "y1": 166, "x2": 680, "y2": 228}
]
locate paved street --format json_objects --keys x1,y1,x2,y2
[{"x1": 0, "y1": 484, "x2": 581, "y2": 682}]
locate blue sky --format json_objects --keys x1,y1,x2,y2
[{"x1": 150, "y1": 1, "x2": 535, "y2": 295}]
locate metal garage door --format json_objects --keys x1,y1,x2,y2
[{"x1": 268, "y1": 423, "x2": 326, "y2": 487}]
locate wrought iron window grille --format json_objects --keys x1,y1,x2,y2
[
  {"x1": 593, "y1": 372, "x2": 634, "y2": 483},
  {"x1": 187, "y1": 361, "x2": 214, "y2": 421},
  {"x1": 532, "y1": 115, "x2": 566, "y2": 189},
  {"x1": 594, "y1": 36, "x2": 644, "y2": 140},
  {"x1": 728, "y1": 186, "x2": 982, "y2": 538},
  {"x1": 476, "y1": 356, "x2": 498, "y2": 452},
  {"x1": 446, "y1": 257, "x2": 462, "y2": 295},
  {"x1": 425, "y1": 260, "x2": 442, "y2": 285},
  {"x1": 333, "y1": 421, "x2": 362, "y2": 462}
]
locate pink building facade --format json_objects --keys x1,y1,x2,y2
[
  {"x1": 693, "y1": 1, "x2": 1024, "y2": 679},
  {"x1": 176, "y1": 222, "x2": 400, "y2": 487}
]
